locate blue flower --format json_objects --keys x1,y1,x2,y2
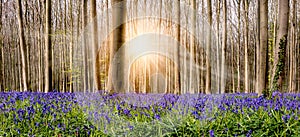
[
  {"x1": 246, "y1": 129, "x2": 252, "y2": 137},
  {"x1": 154, "y1": 114, "x2": 161, "y2": 120},
  {"x1": 123, "y1": 109, "x2": 131, "y2": 116},
  {"x1": 282, "y1": 114, "x2": 291, "y2": 123},
  {"x1": 128, "y1": 125, "x2": 134, "y2": 131},
  {"x1": 209, "y1": 130, "x2": 214, "y2": 137}
]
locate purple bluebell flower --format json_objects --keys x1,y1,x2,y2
[
  {"x1": 123, "y1": 109, "x2": 131, "y2": 116},
  {"x1": 209, "y1": 130, "x2": 214, "y2": 137},
  {"x1": 246, "y1": 129, "x2": 252, "y2": 137},
  {"x1": 154, "y1": 114, "x2": 161, "y2": 120}
]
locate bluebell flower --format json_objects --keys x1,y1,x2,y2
[
  {"x1": 154, "y1": 114, "x2": 161, "y2": 120},
  {"x1": 105, "y1": 115, "x2": 111, "y2": 124},
  {"x1": 16, "y1": 128, "x2": 20, "y2": 134},
  {"x1": 128, "y1": 124, "x2": 134, "y2": 131},
  {"x1": 123, "y1": 109, "x2": 131, "y2": 116},
  {"x1": 282, "y1": 114, "x2": 291, "y2": 123},
  {"x1": 246, "y1": 129, "x2": 252, "y2": 137},
  {"x1": 116, "y1": 104, "x2": 121, "y2": 111},
  {"x1": 209, "y1": 130, "x2": 214, "y2": 137}
]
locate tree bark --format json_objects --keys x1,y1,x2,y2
[
  {"x1": 69, "y1": 0, "x2": 74, "y2": 92},
  {"x1": 220, "y1": 0, "x2": 227, "y2": 93},
  {"x1": 255, "y1": 0, "x2": 260, "y2": 94},
  {"x1": 176, "y1": 0, "x2": 181, "y2": 94},
  {"x1": 289, "y1": 0, "x2": 297, "y2": 92},
  {"x1": 243, "y1": 0, "x2": 249, "y2": 93},
  {"x1": 236, "y1": 0, "x2": 241, "y2": 92},
  {"x1": 271, "y1": 0, "x2": 289, "y2": 91},
  {"x1": 82, "y1": 0, "x2": 88, "y2": 92},
  {"x1": 257, "y1": 0, "x2": 268, "y2": 96},
  {"x1": 0, "y1": 0, "x2": 2, "y2": 91},
  {"x1": 90, "y1": 0, "x2": 100, "y2": 92},
  {"x1": 216, "y1": 0, "x2": 220, "y2": 93},
  {"x1": 189, "y1": 0, "x2": 196, "y2": 93},
  {"x1": 16, "y1": 0, "x2": 29, "y2": 91},
  {"x1": 205, "y1": 0, "x2": 212, "y2": 94},
  {"x1": 44, "y1": 0, "x2": 52, "y2": 92}
]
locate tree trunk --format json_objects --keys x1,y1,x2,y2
[
  {"x1": 44, "y1": 0, "x2": 52, "y2": 92},
  {"x1": 255, "y1": 0, "x2": 260, "y2": 94},
  {"x1": 289, "y1": 0, "x2": 297, "y2": 92},
  {"x1": 205, "y1": 0, "x2": 212, "y2": 94},
  {"x1": 176, "y1": 0, "x2": 181, "y2": 94},
  {"x1": 107, "y1": 0, "x2": 126, "y2": 93},
  {"x1": 271, "y1": 0, "x2": 289, "y2": 91},
  {"x1": 90, "y1": 0, "x2": 100, "y2": 92},
  {"x1": 256, "y1": 0, "x2": 268, "y2": 96},
  {"x1": 220, "y1": 0, "x2": 227, "y2": 93},
  {"x1": 236, "y1": 0, "x2": 241, "y2": 92},
  {"x1": 0, "y1": 0, "x2": 2, "y2": 91},
  {"x1": 216, "y1": 0, "x2": 220, "y2": 93},
  {"x1": 16, "y1": 0, "x2": 28, "y2": 91},
  {"x1": 200, "y1": 0, "x2": 205, "y2": 93},
  {"x1": 243, "y1": 0, "x2": 249, "y2": 93},
  {"x1": 189, "y1": 0, "x2": 196, "y2": 93},
  {"x1": 230, "y1": 21, "x2": 235, "y2": 93},
  {"x1": 82, "y1": 0, "x2": 88, "y2": 92},
  {"x1": 69, "y1": 0, "x2": 74, "y2": 92}
]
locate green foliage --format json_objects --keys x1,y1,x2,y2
[
  {"x1": 168, "y1": 99, "x2": 300, "y2": 136},
  {"x1": 0, "y1": 93, "x2": 106, "y2": 136},
  {"x1": 2, "y1": 92, "x2": 300, "y2": 136}
]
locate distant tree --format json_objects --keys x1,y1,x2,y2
[
  {"x1": 243, "y1": 0, "x2": 250, "y2": 93},
  {"x1": 44, "y1": 0, "x2": 52, "y2": 92},
  {"x1": 206, "y1": 0, "x2": 212, "y2": 94},
  {"x1": 220, "y1": 0, "x2": 227, "y2": 94},
  {"x1": 0, "y1": 0, "x2": 2, "y2": 91},
  {"x1": 82, "y1": 0, "x2": 88, "y2": 92},
  {"x1": 91, "y1": 0, "x2": 100, "y2": 92},
  {"x1": 189, "y1": 0, "x2": 196, "y2": 93},
  {"x1": 176, "y1": 0, "x2": 181, "y2": 94},
  {"x1": 235, "y1": 0, "x2": 241, "y2": 92},
  {"x1": 16, "y1": 0, "x2": 28, "y2": 91},
  {"x1": 289, "y1": 0, "x2": 297, "y2": 92}
]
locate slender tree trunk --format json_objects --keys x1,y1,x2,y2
[
  {"x1": 289, "y1": 0, "x2": 297, "y2": 92},
  {"x1": 236, "y1": 0, "x2": 241, "y2": 92},
  {"x1": 16, "y1": 0, "x2": 28, "y2": 91},
  {"x1": 255, "y1": 0, "x2": 260, "y2": 94},
  {"x1": 189, "y1": 0, "x2": 196, "y2": 93},
  {"x1": 0, "y1": 0, "x2": 2, "y2": 91},
  {"x1": 176, "y1": 0, "x2": 181, "y2": 94},
  {"x1": 230, "y1": 23, "x2": 235, "y2": 93},
  {"x1": 257, "y1": 0, "x2": 268, "y2": 96},
  {"x1": 69, "y1": 0, "x2": 74, "y2": 92},
  {"x1": 220, "y1": 0, "x2": 227, "y2": 93},
  {"x1": 82, "y1": 0, "x2": 88, "y2": 92},
  {"x1": 205, "y1": 0, "x2": 212, "y2": 94},
  {"x1": 270, "y1": 1, "x2": 278, "y2": 90},
  {"x1": 216, "y1": 0, "x2": 220, "y2": 93},
  {"x1": 271, "y1": 0, "x2": 289, "y2": 91},
  {"x1": 44, "y1": 0, "x2": 52, "y2": 92},
  {"x1": 90, "y1": 0, "x2": 100, "y2": 92},
  {"x1": 243, "y1": 0, "x2": 249, "y2": 93}
]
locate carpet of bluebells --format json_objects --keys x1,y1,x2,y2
[{"x1": 1, "y1": 91, "x2": 300, "y2": 136}]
